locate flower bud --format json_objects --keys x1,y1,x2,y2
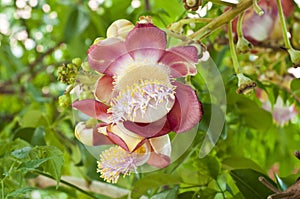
[
  {"x1": 182, "y1": 0, "x2": 202, "y2": 11},
  {"x1": 168, "y1": 22, "x2": 183, "y2": 34},
  {"x1": 236, "y1": 37, "x2": 253, "y2": 54},
  {"x1": 57, "y1": 62, "x2": 79, "y2": 85},
  {"x1": 72, "y1": 57, "x2": 82, "y2": 67},
  {"x1": 106, "y1": 19, "x2": 134, "y2": 40},
  {"x1": 288, "y1": 48, "x2": 300, "y2": 67},
  {"x1": 236, "y1": 73, "x2": 256, "y2": 95},
  {"x1": 58, "y1": 93, "x2": 71, "y2": 107}
]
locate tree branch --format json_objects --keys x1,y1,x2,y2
[{"x1": 189, "y1": 0, "x2": 254, "y2": 40}]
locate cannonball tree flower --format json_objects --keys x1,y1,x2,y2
[
  {"x1": 257, "y1": 89, "x2": 298, "y2": 126},
  {"x1": 230, "y1": 0, "x2": 294, "y2": 44},
  {"x1": 74, "y1": 122, "x2": 171, "y2": 183},
  {"x1": 72, "y1": 17, "x2": 203, "y2": 183}
]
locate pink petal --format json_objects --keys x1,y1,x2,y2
[
  {"x1": 125, "y1": 23, "x2": 166, "y2": 62},
  {"x1": 123, "y1": 116, "x2": 171, "y2": 138},
  {"x1": 93, "y1": 123, "x2": 114, "y2": 145},
  {"x1": 72, "y1": 99, "x2": 110, "y2": 122},
  {"x1": 94, "y1": 75, "x2": 114, "y2": 104},
  {"x1": 106, "y1": 124, "x2": 146, "y2": 152},
  {"x1": 159, "y1": 46, "x2": 198, "y2": 78},
  {"x1": 88, "y1": 38, "x2": 133, "y2": 75},
  {"x1": 147, "y1": 153, "x2": 170, "y2": 168},
  {"x1": 106, "y1": 131, "x2": 130, "y2": 151},
  {"x1": 167, "y1": 81, "x2": 202, "y2": 133},
  {"x1": 142, "y1": 127, "x2": 172, "y2": 168},
  {"x1": 75, "y1": 122, "x2": 113, "y2": 146}
]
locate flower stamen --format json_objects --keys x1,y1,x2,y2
[
  {"x1": 108, "y1": 79, "x2": 176, "y2": 123},
  {"x1": 97, "y1": 145, "x2": 149, "y2": 183}
]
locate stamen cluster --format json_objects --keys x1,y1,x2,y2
[
  {"x1": 108, "y1": 79, "x2": 176, "y2": 123},
  {"x1": 97, "y1": 146, "x2": 143, "y2": 183}
]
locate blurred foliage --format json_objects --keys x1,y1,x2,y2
[{"x1": 0, "y1": 0, "x2": 300, "y2": 198}]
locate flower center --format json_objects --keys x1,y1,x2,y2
[
  {"x1": 108, "y1": 79, "x2": 176, "y2": 123},
  {"x1": 109, "y1": 64, "x2": 176, "y2": 123},
  {"x1": 114, "y1": 64, "x2": 171, "y2": 90},
  {"x1": 97, "y1": 144, "x2": 149, "y2": 183}
]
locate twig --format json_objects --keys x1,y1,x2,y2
[
  {"x1": 29, "y1": 173, "x2": 130, "y2": 198},
  {"x1": 145, "y1": 0, "x2": 150, "y2": 11},
  {"x1": 189, "y1": 0, "x2": 254, "y2": 40},
  {"x1": 33, "y1": 171, "x2": 98, "y2": 199},
  {"x1": 258, "y1": 176, "x2": 280, "y2": 193},
  {"x1": 267, "y1": 192, "x2": 295, "y2": 199}
]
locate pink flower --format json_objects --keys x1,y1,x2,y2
[
  {"x1": 230, "y1": 0, "x2": 294, "y2": 44},
  {"x1": 72, "y1": 18, "x2": 203, "y2": 182},
  {"x1": 257, "y1": 89, "x2": 298, "y2": 126}
]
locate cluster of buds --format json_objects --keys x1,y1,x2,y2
[
  {"x1": 182, "y1": 0, "x2": 202, "y2": 11},
  {"x1": 58, "y1": 93, "x2": 71, "y2": 107},
  {"x1": 57, "y1": 58, "x2": 82, "y2": 85}
]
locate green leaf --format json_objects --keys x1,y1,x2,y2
[
  {"x1": 150, "y1": 187, "x2": 178, "y2": 199},
  {"x1": 31, "y1": 127, "x2": 46, "y2": 146},
  {"x1": 13, "y1": 127, "x2": 46, "y2": 146},
  {"x1": 64, "y1": 6, "x2": 90, "y2": 42},
  {"x1": 194, "y1": 155, "x2": 220, "y2": 180},
  {"x1": 230, "y1": 169, "x2": 275, "y2": 199},
  {"x1": 131, "y1": 173, "x2": 181, "y2": 199},
  {"x1": 227, "y1": 92, "x2": 272, "y2": 131},
  {"x1": 178, "y1": 191, "x2": 196, "y2": 199},
  {"x1": 197, "y1": 188, "x2": 218, "y2": 199},
  {"x1": 30, "y1": 146, "x2": 64, "y2": 187},
  {"x1": 222, "y1": 157, "x2": 265, "y2": 173},
  {"x1": 19, "y1": 110, "x2": 48, "y2": 128},
  {"x1": 232, "y1": 192, "x2": 246, "y2": 199},
  {"x1": 7, "y1": 187, "x2": 36, "y2": 197},
  {"x1": 291, "y1": 78, "x2": 300, "y2": 98},
  {"x1": 18, "y1": 158, "x2": 50, "y2": 172},
  {"x1": 11, "y1": 146, "x2": 32, "y2": 159},
  {"x1": 175, "y1": 153, "x2": 217, "y2": 185}
]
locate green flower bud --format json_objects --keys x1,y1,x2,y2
[
  {"x1": 236, "y1": 73, "x2": 256, "y2": 95},
  {"x1": 288, "y1": 48, "x2": 300, "y2": 66},
  {"x1": 58, "y1": 94, "x2": 71, "y2": 107},
  {"x1": 81, "y1": 61, "x2": 92, "y2": 72},
  {"x1": 72, "y1": 57, "x2": 82, "y2": 67},
  {"x1": 236, "y1": 37, "x2": 253, "y2": 54},
  {"x1": 253, "y1": 0, "x2": 264, "y2": 16}
]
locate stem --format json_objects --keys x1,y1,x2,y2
[
  {"x1": 145, "y1": 0, "x2": 150, "y2": 11},
  {"x1": 189, "y1": 0, "x2": 253, "y2": 40},
  {"x1": 180, "y1": 18, "x2": 213, "y2": 24},
  {"x1": 275, "y1": 0, "x2": 291, "y2": 50},
  {"x1": 209, "y1": 0, "x2": 238, "y2": 7},
  {"x1": 237, "y1": 12, "x2": 244, "y2": 39},
  {"x1": 34, "y1": 171, "x2": 98, "y2": 199},
  {"x1": 268, "y1": 192, "x2": 295, "y2": 199},
  {"x1": 258, "y1": 176, "x2": 280, "y2": 193},
  {"x1": 228, "y1": 21, "x2": 241, "y2": 74},
  {"x1": 253, "y1": 0, "x2": 264, "y2": 16}
]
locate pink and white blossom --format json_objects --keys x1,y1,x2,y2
[{"x1": 72, "y1": 17, "x2": 203, "y2": 183}]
